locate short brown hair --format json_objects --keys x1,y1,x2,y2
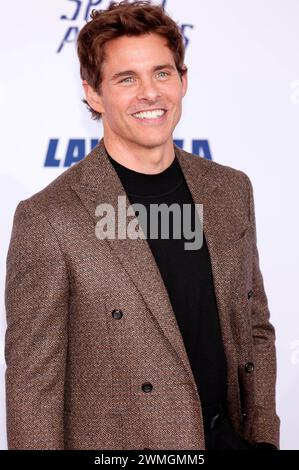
[{"x1": 77, "y1": 0, "x2": 187, "y2": 120}]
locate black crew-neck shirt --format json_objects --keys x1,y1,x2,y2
[{"x1": 107, "y1": 152, "x2": 227, "y2": 407}]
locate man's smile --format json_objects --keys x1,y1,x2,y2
[{"x1": 131, "y1": 108, "x2": 168, "y2": 123}]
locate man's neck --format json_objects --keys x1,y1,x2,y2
[{"x1": 103, "y1": 136, "x2": 175, "y2": 175}]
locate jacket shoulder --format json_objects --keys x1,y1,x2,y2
[
  {"x1": 178, "y1": 146, "x2": 252, "y2": 188},
  {"x1": 15, "y1": 156, "x2": 87, "y2": 213}
]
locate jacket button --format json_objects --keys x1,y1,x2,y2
[
  {"x1": 112, "y1": 309, "x2": 123, "y2": 320},
  {"x1": 142, "y1": 382, "x2": 153, "y2": 393},
  {"x1": 247, "y1": 289, "x2": 254, "y2": 299},
  {"x1": 245, "y1": 362, "x2": 254, "y2": 373}
]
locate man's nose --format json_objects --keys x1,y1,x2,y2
[{"x1": 136, "y1": 78, "x2": 161, "y2": 101}]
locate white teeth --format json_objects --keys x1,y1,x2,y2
[{"x1": 133, "y1": 109, "x2": 166, "y2": 119}]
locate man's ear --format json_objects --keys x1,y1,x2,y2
[{"x1": 82, "y1": 80, "x2": 104, "y2": 114}]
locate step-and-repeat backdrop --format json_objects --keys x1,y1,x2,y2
[{"x1": 0, "y1": 0, "x2": 298, "y2": 449}]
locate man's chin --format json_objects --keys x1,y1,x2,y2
[{"x1": 133, "y1": 136, "x2": 171, "y2": 150}]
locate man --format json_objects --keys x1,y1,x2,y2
[{"x1": 5, "y1": 1, "x2": 279, "y2": 450}]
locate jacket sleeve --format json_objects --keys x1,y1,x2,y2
[
  {"x1": 244, "y1": 174, "x2": 280, "y2": 448},
  {"x1": 4, "y1": 199, "x2": 69, "y2": 449}
]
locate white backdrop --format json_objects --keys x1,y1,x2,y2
[{"x1": 1, "y1": 0, "x2": 298, "y2": 450}]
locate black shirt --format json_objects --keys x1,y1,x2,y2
[{"x1": 108, "y1": 151, "x2": 227, "y2": 407}]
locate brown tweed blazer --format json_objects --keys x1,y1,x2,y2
[{"x1": 4, "y1": 138, "x2": 279, "y2": 450}]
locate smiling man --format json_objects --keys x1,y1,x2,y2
[
  {"x1": 80, "y1": 16, "x2": 187, "y2": 173},
  {"x1": 5, "y1": 0, "x2": 279, "y2": 450}
]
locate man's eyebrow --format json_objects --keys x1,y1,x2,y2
[{"x1": 109, "y1": 64, "x2": 177, "y2": 81}]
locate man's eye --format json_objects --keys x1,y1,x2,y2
[
  {"x1": 120, "y1": 77, "x2": 134, "y2": 83},
  {"x1": 157, "y1": 71, "x2": 170, "y2": 78}
]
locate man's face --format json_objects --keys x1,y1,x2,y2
[{"x1": 85, "y1": 33, "x2": 187, "y2": 150}]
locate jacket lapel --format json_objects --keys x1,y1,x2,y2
[
  {"x1": 70, "y1": 138, "x2": 232, "y2": 391},
  {"x1": 176, "y1": 148, "x2": 240, "y2": 363}
]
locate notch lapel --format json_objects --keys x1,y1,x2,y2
[
  {"x1": 70, "y1": 139, "x2": 227, "y2": 392},
  {"x1": 177, "y1": 146, "x2": 252, "y2": 387}
]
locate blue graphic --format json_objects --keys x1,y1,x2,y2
[
  {"x1": 57, "y1": 0, "x2": 194, "y2": 53},
  {"x1": 44, "y1": 139, "x2": 99, "y2": 167},
  {"x1": 44, "y1": 138, "x2": 212, "y2": 167}
]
